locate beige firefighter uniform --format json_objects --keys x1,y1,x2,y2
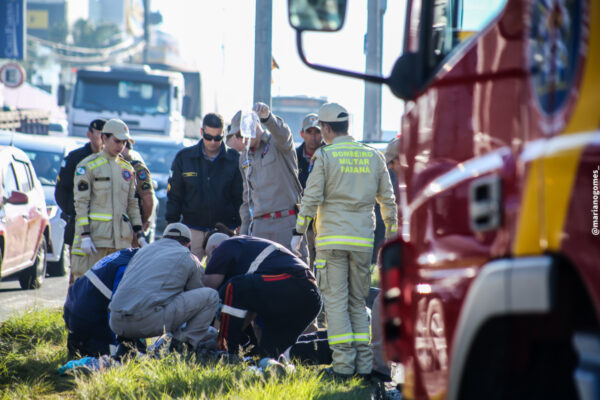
[
  {"x1": 71, "y1": 150, "x2": 142, "y2": 278},
  {"x1": 296, "y1": 135, "x2": 397, "y2": 375},
  {"x1": 239, "y1": 113, "x2": 307, "y2": 258}
]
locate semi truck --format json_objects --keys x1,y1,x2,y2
[
  {"x1": 288, "y1": 0, "x2": 600, "y2": 399},
  {"x1": 66, "y1": 64, "x2": 200, "y2": 139},
  {"x1": 272, "y1": 95, "x2": 327, "y2": 143}
]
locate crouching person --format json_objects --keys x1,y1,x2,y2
[
  {"x1": 203, "y1": 231, "x2": 322, "y2": 358},
  {"x1": 64, "y1": 248, "x2": 139, "y2": 357},
  {"x1": 109, "y1": 223, "x2": 219, "y2": 352}
]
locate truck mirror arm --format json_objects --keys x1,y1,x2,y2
[{"x1": 294, "y1": 30, "x2": 388, "y2": 85}]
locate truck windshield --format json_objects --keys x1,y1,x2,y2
[{"x1": 73, "y1": 78, "x2": 171, "y2": 115}]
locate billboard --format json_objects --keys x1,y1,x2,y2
[{"x1": 0, "y1": 0, "x2": 25, "y2": 60}]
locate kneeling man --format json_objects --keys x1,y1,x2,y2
[{"x1": 109, "y1": 223, "x2": 219, "y2": 351}]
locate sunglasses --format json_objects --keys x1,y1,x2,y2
[{"x1": 203, "y1": 132, "x2": 224, "y2": 142}]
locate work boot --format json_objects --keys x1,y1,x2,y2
[
  {"x1": 320, "y1": 366, "x2": 353, "y2": 381},
  {"x1": 169, "y1": 338, "x2": 194, "y2": 355}
]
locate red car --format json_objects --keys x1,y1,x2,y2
[{"x1": 0, "y1": 145, "x2": 50, "y2": 289}]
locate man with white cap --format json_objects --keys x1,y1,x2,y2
[
  {"x1": 109, "y1": 223, "x2": 219, "y2": 352},
  {"x1": 292, "y1": 103, "x2": 398, "y2": 378},
  {"x1": 71, "y1": 118, "x2": 145, "y2": 280}
]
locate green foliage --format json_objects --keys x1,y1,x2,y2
[{"x1": 0, "y1": 308, "x2": 377, "y2": 399}]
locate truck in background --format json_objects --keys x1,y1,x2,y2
[
  {"x1": 288, "y1": 0, "x2": 600, "y2": 399},
  {"x1": 272, "y1": 95, "x2": 327, "y2": 143},
  {"x1": 66, "y1": 64, "x2": 200, "y2": 139}
]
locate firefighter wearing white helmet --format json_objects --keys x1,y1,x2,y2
[
  {"x1": 292, "y1": 103, "x2": 398, "y2": 377},
  {"x1": 71, "y1": 119, "x2": 145, "y2": 281}
]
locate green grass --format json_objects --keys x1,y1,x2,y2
[{"x1": 0, "y1": 308, "x2": 376, "y2": 399}]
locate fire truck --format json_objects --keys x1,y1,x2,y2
[{"x1": 288, "y1": 0, "x2": 599, "y2": 399}]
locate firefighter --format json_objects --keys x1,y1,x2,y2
[
  {"x1": 71, "y1": 119, "x2": 146, "y2": 280},
  {"x1": 121, "y1": 140, "x2": 155, "y2": 246},
  {"x1": 203, "y1": 230, "x2": 322, "y2": 359},
  {"x1": 292, "y1": 103, "x2": 398, "y2": 378},
  {"x1": 239, "y1": 102, "x2": 307, "y2": 260}
]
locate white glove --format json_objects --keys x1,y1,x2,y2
[
  {"x1": 81, "y1": 236, "x2": 97, "y2": 254},
  {"x1": 138, "y1": 236, "x2": 148, "y2": 248},
  {"x1": 253, "y1": 102, "x2": 270, "y2": 120},
  {"x1": 290, "y1": 235, "x2": 303, "y2": 255}
]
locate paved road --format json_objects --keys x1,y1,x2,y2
[{"x1": 0, "y1": 273, "x2": 69, "y2": 322}]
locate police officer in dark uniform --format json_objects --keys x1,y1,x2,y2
[
  {"x1": 166, "y1": 112, "x2": 243, "y2": 261},
  {"x1": 55, "y1": 119, "x2": 106, "y2": 271}
]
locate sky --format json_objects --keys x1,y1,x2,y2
[{"x1": 149, "y1": 0, "x2": 406, "y2": 140}]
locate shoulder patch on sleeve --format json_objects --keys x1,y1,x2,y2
[
  {"x1": 77, "y1": 181, "x2": 89, "y2": 191},
  {"x1": 141, "y1": 182, "x2": 151, "y2": 190},
  {"x1": 76, "y1": 166, "x2": 86, "y2": 175},
  {"x1": 137, "y1": 169, "x2": 148, "y2": 181}
]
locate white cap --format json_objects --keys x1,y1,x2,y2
[
  {"x1": 102, "y1": 118, "x2": 132, "y2": 141},
  {"x1": 318, "y1": 103, "x2": 349, "y2": 122}
]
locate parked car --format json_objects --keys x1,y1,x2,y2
[
  {"x1": 0, "y1": 132, "x2": 85, "y2": 276},
  {"x1": 0, "y1": 145, "x2": 50, "y2": 289},
  {"x1": 131, "y1": 135, "x2": 191, "y2": 237}
]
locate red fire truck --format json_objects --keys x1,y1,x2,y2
[{"x1": 288, "y1": 0, "x2": 599, "y2": 399}]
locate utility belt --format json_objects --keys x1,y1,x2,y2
[{"x1": 258, "y1": 208, "x2": 297, "y2": 219}]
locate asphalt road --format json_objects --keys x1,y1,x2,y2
[{"x1": 0, "y1": 273, "x2": 69, "y2": 323}]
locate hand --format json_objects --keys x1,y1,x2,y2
[
  {"x1": 81, "y1": 237, "x2": 97, "y2": 254},
  {"x1": 290, "y1": 235, "x2": 303, "y2": 255},
  {"x1": 253, "y1": 102, "x2": 270, "y2": 120},
  {"x1": 138, "y1": 236, "x2": 148, "y2": 248}
]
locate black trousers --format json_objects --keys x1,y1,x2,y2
[{"x1": 219, "y1": 273, "x2": 322, "y2": 358}]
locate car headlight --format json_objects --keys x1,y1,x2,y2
[{"x1": 46, "y1": 205, "x2": 58, "y2": 219}]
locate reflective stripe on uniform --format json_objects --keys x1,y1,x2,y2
[
  {"x1": 84, "y1": 269, "x2": 112, "y2": 299},
  {"x1": 316, "y1": 235, "x2": 374, "y2": 248},
  {"x1": 328, "y1": 332, "x2": 355, "y2": 345},
  {"x1": 118, "y1": 160, "x2": 133, "y2": 170},
  {"x1": 71, "y1": 249, "x2": 86, "y2": 256},
  {"x1": 314, "y1": 259, "x2": 326, "y2": 269},
  {"x1": 76, "y1": 217, "x2": 89, "y2": 226},
  {"x1": 221, "y1": 305, "x2": 248, "y2": 319},
  {"x1": 87, "y1": 158, "x2": 107, "y2": 170},
  {"x1": 73, "y1": 235, "x2": 80, "y2": 244},
  {"x1": 387, "y1": 224, "x2": 398, "y2": 233},
  {"x1": 89, "y1": 213, "x2": 113, "y2": 221},
  {"x1": 353, "y1": 332, "x2": 371, "y2": 342},
  {"x1": 297, "y1": 215, "x2": 306, "y2": 226}
]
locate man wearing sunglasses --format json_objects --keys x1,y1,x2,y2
[{"x1": 166, "y1": 112, "x2": 243, "y2": 261}]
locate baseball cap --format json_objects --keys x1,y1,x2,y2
[
  {"x1": 318, "y1": 103, "x2": 349, "y2": 123},
  {"x1": 227, "y1": 110, "x2": 242, "y2": 137},
  {"x1": 301, "y1": 113, "x2": 320, "y2": 131},
  {"x1": 385, "y1": 137, "x2": 401, "y2": 164},
  {"x1": 162, "y1": 223, "x2": 192, "y2": 242},
  {"x1": 102, "y1": 118, "x2": 132, "y2": 141},
  {"x1": 89, "y1": 119, "x2": 106, "y2": 131}
]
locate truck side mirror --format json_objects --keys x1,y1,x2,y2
[
  {"x1": 57, "y1": 84, "x2": 66, "y2": 106},
  {"x1": 182, "y1": 95, "x2": 192, "y2": 119},
  {"x1": 288, "y1": 0, "x2": 346, "y2": 31}
]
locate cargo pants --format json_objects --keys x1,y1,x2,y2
[
  {"x1": 316, "y1": 248, "x2": 373, "y2": 375},
  {"x1": 251, "y1": 214, "x2": 308, "y2": 262}
]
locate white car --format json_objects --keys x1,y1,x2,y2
[{"x1": 0, "y1": 131, "x2": 85, "y2": 276}]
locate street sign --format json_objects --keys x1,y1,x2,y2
[
  {"x1": 0, "y1": 62, "x2": 26, "y2": 88},
  {"x1": 0, "y1": 0, "x2": 26, "y2": 60}
]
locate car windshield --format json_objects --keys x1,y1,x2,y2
[
  {"x1": 132, "y1": 142, "x2": 184, "y2": 174},
  {"x1": 22, "y1": 149, "x2": 63, "y2": 186}
]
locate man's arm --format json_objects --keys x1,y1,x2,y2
[
  {"x1": 204, "y1": 274, "x2": 225, "y2": 290},
  {"x1": 165, "y1": 154, "x2": 184, "y2": 223},
  {"x1": 295, "y1": 151, "x2": 326, "y2": 234},
  {"x1": 239, "y1": 155, "x2": 250, "y2": 234},
  {"x1": 184, "y1": 254, "x2": 205, "y2": 290},
  {"x1": 124, "y1": 164, "x2": 143, "y2": 229},
  {"x1": 231, "y1": 155, "x2": 243, "y2": 227},
  {"x1": 264, "y1": 114, "x2": 294, "y2": 152},
  {"x1": 134, "y1": 162, "x2": 155, "y2": 228},
  {"x1": 375, "y1": 154, "x2": 398, "y2": 238},
  {"x1": 55, "y1": 155, "x2": 75, "y2": 215},
  {"x1": 73, "y1": 160, "x2": 92, "y2": 235}
]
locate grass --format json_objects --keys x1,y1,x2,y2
[{"x1": 0, "y1": 308, "x2": 377, "y2": 399}]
